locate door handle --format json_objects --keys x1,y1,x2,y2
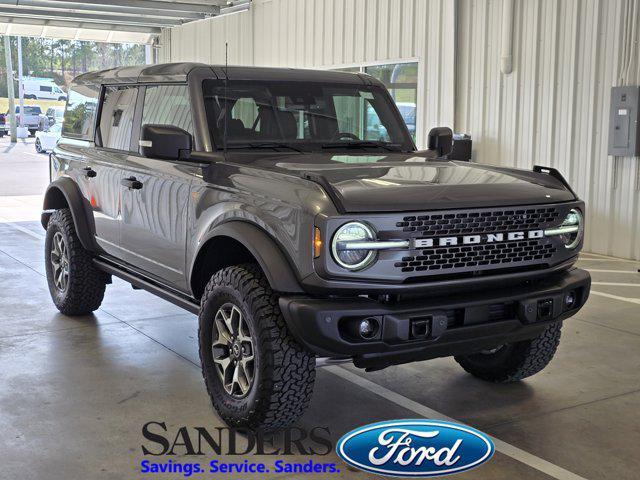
[
  {"x1": 121, "y1": 176, "x2": 143, "y2": 190},
  {"x1": 82, "y1": 166, "x2": 97, "y2": 178}
]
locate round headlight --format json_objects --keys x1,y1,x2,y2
[
  {"x1": 331, "y1": 221, "x2": 377, "y2": 270},
  {"x1": 559, "y1": 208, "x2": 583, "y2": 249}
]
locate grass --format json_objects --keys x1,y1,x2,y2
[{"x1": 0, "y1": 97, "x2": 65, "y2": 113}]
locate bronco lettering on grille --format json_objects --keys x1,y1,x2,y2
[{"x1": 413, "y1": 230, "x2": 544, "y2": 248}]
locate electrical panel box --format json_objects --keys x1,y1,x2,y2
[{"x1": 608, "y1": 86, "x2": 640, "y2": 157}]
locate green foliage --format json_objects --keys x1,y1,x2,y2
[{"x1": 0, "y1": 37, "x2": 146, "y2": 96}]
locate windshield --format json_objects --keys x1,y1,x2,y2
[{"x1": 203, "y1": 80, "x2": 414, "y2": 152}]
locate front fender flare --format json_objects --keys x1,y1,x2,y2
[
  {"x1": 192, "y1": 221, "x2": 304, "y2": 294},
  {"x1": 41, "y1": 177, "x2": 99, "y2": 252}
]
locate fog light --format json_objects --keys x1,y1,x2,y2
[
  {"x1": 564, "y1": 291, "x2": 577, "y2": 309},
  {"x1": 358, "y1": 318, "x2": 378, "y2": 339}
]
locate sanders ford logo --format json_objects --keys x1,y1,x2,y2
[{"x1": 336, "y1": 420, "x2": 494, "y2": 477}]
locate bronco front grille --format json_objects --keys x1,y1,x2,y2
[
  {"x1": 395, "y1": 207, "x2": 560, "y2": 235},
  {"x1": 395, "y1": 238, "x2": 557, "y2": 273},
  {"x1": 390, "y1": 206, "x2": 563, "y2": 275}
]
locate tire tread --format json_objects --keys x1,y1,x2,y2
[
  {"x1": 45, "y1": 208, "x2": 107, "y2": 315},
  {"x1": 454, "y1": 323, "x2": 562, "y2": 383}
]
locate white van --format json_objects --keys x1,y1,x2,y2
[{"x1": 22, "y1": 77, "x2": 67, "y2": 101}]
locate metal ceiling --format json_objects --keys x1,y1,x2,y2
[{"x1": 0, "y1": 0, "x2": 242, "y2": 44}]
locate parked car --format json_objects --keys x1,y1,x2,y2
[
  {"x1": 43, "y1": 63, "x2": 590, "y2": 431},
  {"x1": 40, "y1": 106, "x2": 65, "y2": 130},
  {"x1": 6, "y1": 105, "x2": 42, "y2": 136},
  {"x1": 35, "y1": 123, "x2": 62, "y2": 153},
  {"x1": 22, "y1": 77, "x2": 67, "y2": 101},
  {"x1": 0, "y1": 112, "x2": 6, "y2": 137},
  {"x1": 396, "y1": 101, "x2": 416, "y2": 136}
]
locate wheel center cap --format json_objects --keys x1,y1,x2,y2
[{"x1": 231, "y1": 342, "x2": 241, "y2": 359}]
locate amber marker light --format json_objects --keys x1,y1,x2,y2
[{"x1": 314, "y1": 227, "x2": 323, "y2": 258}]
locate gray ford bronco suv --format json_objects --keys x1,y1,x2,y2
[{"x1": 43, "y1": 63, "x2": 590, "y2": 431}]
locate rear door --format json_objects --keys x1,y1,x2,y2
[
  {"x1": 120, "y1": 84, "x2": 196, "y2": 289},
  {"x1": 57, "y1": 84, "x2": 120, "y2": 258}
]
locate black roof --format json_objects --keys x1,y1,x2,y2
[{"x1": 71, "y1": 62, "x2": 376, "y2": 86}]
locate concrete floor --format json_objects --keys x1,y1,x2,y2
[{"x1": 1, "y1": 139, "x2": 639, "y2": 480}]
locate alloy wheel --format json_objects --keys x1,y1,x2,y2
[
  {"x1": 211, "y1": 303, "x2": 255, "y2": 398},
  {"x1": 50, "y1": 231, "x2": 69, "y2": 292}
]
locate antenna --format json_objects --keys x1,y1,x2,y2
[{"x1": 223, "y1": 42, "x2": 228, "y2": 157}]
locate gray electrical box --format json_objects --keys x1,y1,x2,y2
[{"x1": 608, "y1": 86, "x2": 640, "y2": 157}]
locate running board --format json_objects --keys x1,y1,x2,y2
[{"x1": 93, "y1": 258, "x2": 200, "y2": 314}]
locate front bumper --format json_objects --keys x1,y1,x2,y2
[{"x1": 280, "y1": 268, "x2": 590, "y2": 370}]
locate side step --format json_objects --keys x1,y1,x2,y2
[{"x1": 93, "y1": 258, "x2": 200, "y2": 314}]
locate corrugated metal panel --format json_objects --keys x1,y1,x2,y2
[
  {"x1": 456, "y1": 0, "x2": 640, "y2": 260},
  {"x1": 160, "y1": 0, "x2": 455, "y2": 148}
]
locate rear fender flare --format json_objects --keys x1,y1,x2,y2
[{"x1": 41, "y1": 177, "x2": 99, "y2": 251}]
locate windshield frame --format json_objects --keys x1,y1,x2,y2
[{"x1": 202, "y1": 78, "x2": 416, "y2": 153}]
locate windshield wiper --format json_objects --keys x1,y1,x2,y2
[
  {"x1": 225, "y1": 142, "x2": 304, "y2": 153},
  {"x1": 320, "y1": 141, "x2": 403, "y2": 152}
]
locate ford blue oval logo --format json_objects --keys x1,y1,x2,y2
[{"x1": 337, "y1": 420, "x2": 494, "y2": 477}]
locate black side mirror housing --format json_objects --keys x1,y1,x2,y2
[
  {"x1": 140, "y1": 124, "x2": 192, "y2": 161},
  {"x1": 427, "y1": 127, "x2": 453, "y2": 157}
]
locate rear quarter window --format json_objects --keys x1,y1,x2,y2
[{"x1": 62, "y1": 85, "x2": 100, "y2": 140}]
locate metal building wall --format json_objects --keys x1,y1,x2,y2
[
  {"x1": 456, "y1": 0, "x2": 640, "y2": 259},
  {"x1": 160, "y1": 0, "x2": 455, "y2": 148}
]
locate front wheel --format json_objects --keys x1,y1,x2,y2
[
  {"x1": 198, "y1": 264, "x2": 316, "y2": 431},
  {"x1": 454, "y1": 323, "x2": 562, "y2": 382},
  {"x1": 35, "y1": 138, "x2": 43, "y2": 153}
]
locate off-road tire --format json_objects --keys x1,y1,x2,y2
[
  {"x1": 199, "y1": 264, "x2": 316, "y2": 431},
  {"x1": 45, "y1": 208, "x2": 107, "y2": 315},
  {"x1": 454, "y1": 322, "x2": 562, "y2": 382}
]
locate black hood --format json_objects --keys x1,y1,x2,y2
[{"x1": 226, "y1": 152, "x2": 576, "y2": 213}]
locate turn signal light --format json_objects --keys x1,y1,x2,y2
[{"x1": 314, "y1": 227, "x2": 322, "y2": 258}]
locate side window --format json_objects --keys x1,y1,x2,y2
[
  {"x1": 62, "y1": 85, "x2": 100, "y2": 140},
  {"x1": 40, "y1": 85, "x2": 52, "y2": 92},
  {"x1": 141, "y1": 85, "x2": 193, "y2": 136},
  {"x1": 98, "y1": 86, "x2": 139, "y2": 151}
]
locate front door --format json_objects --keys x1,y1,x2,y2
[
  {"x1": 90, "y1": 84, "x2": 140, "y2": 258},
  {"x1": 120, "y1": 84, "x2": 196, "y2": 290}
]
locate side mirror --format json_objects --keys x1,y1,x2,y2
[
  {"x1": 427, "y1": 127, "x2": 453, "y2": 157},
  {"x1": 140, "y1": 124, "x2": 192, "y2": 161}
]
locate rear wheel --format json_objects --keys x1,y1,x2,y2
[
  {"x1": 199, "y1": 264, "x2": 316, "y2": 431},
  {"x1": 45, "y1": 209, "x2": 108, "y2": 315},
  {"x1": 454, "y1": 323, "x2": 562, "y2": 382}
]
